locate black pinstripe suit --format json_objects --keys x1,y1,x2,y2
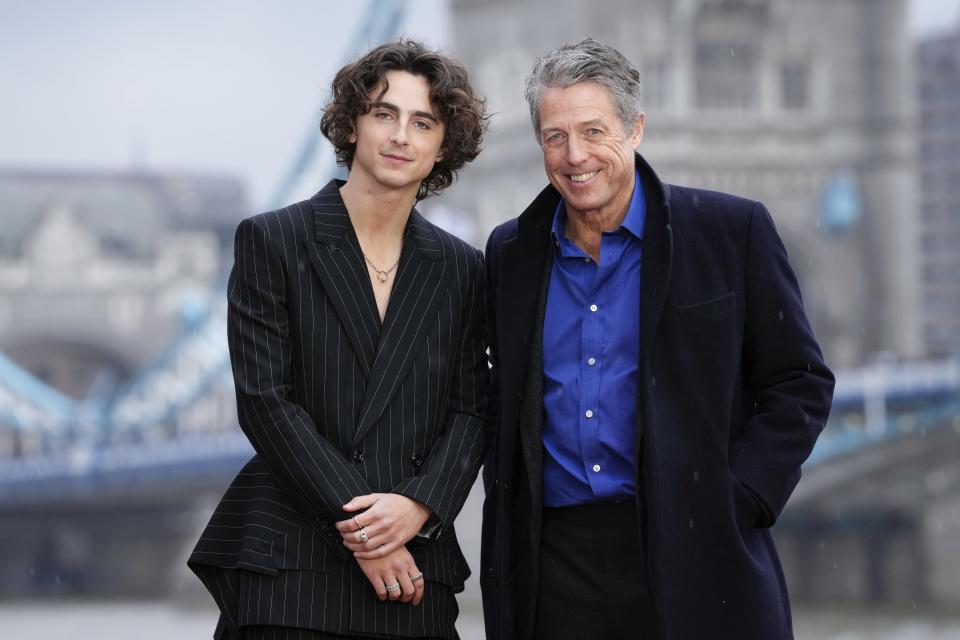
[{"x1": 189, "y1": 180, "x2": 489, "y2": 639}]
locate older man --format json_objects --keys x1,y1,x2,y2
[{"x1": 480, "y1": 38, "x2": 834, "y2": 640}]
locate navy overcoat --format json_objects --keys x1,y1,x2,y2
[{"x1": 480, "y1": 154, "x2": 835, "y2": 639}]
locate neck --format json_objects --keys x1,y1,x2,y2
[
  {"x1": 339, "y1": 176, "x2": 417, "y2": 244},
  {"x1": 564, "y1": 173, "x2": 635, "y2": 261}
]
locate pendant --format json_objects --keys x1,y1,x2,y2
[{"x1": 376, "y1": 270, "x2": 388, "y2": 283}]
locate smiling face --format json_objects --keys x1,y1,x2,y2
[
  {"x1": 537, "y1": 81, "x2": 644, "y2": 223},
  {"x1": 347, "y1": 70, "x2": 445, "y2": 197}
]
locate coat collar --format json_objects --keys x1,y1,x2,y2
[
  {"x1": 508, "y1": 153, "x2": 673, "y2": 357},
  {"x1": 304, "y1": 180, "x2": 449, "y2": 445}
]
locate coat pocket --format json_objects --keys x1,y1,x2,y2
[
  {"x1": 678, "y1": 291, "x2": 736, "y2": 327},
  {"x1": 235, "y1": 535, "x2": 279, "y2": 576},
  {"x1": 730, "y1": 474, "x2": 761, "y2": 537}
]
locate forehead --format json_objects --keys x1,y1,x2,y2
[
  {"x1": 371, "y1": 70, "x2": 437, "y2": 114},
  {"x1": 538, "y1": 81, "x2": 617, "y2": 128}
]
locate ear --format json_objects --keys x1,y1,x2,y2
[
  {"x1": 348, "y1": 127, "x2": 357, "y2": 145},
  {"x1": 630, "y1": 112, "x2": 645, "y2": 148}
]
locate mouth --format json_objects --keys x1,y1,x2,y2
[
  {"x1": 567, "y1": 170, "x2": 599, "y2": 184},
  {"x1": 382, "y1": 153, "x2": 413, "y2": 164}
]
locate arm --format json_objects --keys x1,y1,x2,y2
[
  {"x1": 229, "y1": 216, "x2": 371, "y2": 562},
  {"x1": 391, "y1": 251, "x2": 490, "y2": 522},
  {"x1": 338, "y1": 250, "x2": 490, "y2": 557},
  {"x1": 730, "y1": 202, "x2": 835, "y2": 527}
]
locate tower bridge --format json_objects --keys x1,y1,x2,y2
[{"x1": 0, "y1": 0, "x2": 957, "y2": 609}]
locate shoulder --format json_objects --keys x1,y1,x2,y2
[
  {"x1": 417, "y1": 214, "x2": 484, "y2": 271},
  {"x1": 667, "y1": 184, "x2": 760, "y2": 222},
  {"x1": 666, "y1": 184, "x2": 771, "y2": 241},
  {"x1": 485, "y1": 218, "x2": 519, "y2": 257},
  {"x1": 237, "y1": 199, "x2": 315, "y2": 248}
]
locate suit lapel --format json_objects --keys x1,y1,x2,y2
[
  {"x1": 352, "y1": 209, "x2": 447, "y2": 446},
  {"x1": 304, "y1": 181, "x2": 381, "y2": 377}
]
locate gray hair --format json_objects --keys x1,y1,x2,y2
[{"x1": 524, "y1": 38, "x2": 643, "y2": 141}]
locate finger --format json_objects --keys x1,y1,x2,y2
[
  {"x1": 342, "y1": 523, "x2": 387, "y2": 551},
  {"x1": 398, "y1": 572, "x2": 416, "y2": 604},
  {"x1": 369, "y1": 574, "x2": 387, "y2": 602},
  {"x1": 335, "y1": 517, "x2": 358, "y2": 533},
  {"x1": 410, "y1": 569, "x2": 425, "y2": 606},
  {"x1": 343, "y1": 494, "x2": 380, "y2": 512},
  {"x1": 343, "y1": 537, "x2": 380, "y2": 553},
  {"x1": 384, "y1": 573, "x2": 402, "y2": 602},
  {"x1": 354, "y1": 540, "x2": 400, "y2": 560}
]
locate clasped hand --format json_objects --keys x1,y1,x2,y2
[{"x1": 336, "y1": 493, "x2": 433, "y2": 605}]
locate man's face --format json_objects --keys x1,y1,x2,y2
[
  {"x1": 537, "y1": 82, "x2": 644, "y2": 219},
  {"x1": 349, "y1": 70, "x2": 445, "y2": 195}
]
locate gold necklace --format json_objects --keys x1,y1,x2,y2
[{"x1": 362, "y1": 252, "x2": 400, "y2": 283}]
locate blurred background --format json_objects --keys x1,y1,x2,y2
[{"x1": 1, "y1": 0, "x2": 959, "y2": 637}]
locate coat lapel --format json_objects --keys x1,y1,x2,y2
[
  {"x1": 498, "y1": 185, "x2": 557, "y2": 499},
  {"x1": 304, "y1": 180, "x2": 381, "y2": 377},
  {"x1": 636, "y1": 153, "x2": 674, "y2": 357},
  {"x1": 352, "y1": 209, "x2": 448, "y2": 446}
]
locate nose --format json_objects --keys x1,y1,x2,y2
[
  {"x1": 565, "y1": 133, "x2": 588, "y2": 165},
  {"x1": 390, "y1": 121, "x2": 409, "y2": 146}
]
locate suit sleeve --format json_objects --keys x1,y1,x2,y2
[
  {"x1": 228, "y1": 216, "x2": 370, "y2": 562},
  {"x1": 731, "y1": 202, "x2": 835, "y2": 527},
  {"x1": 393, "y1": 249, "x2": 490, "y2": 527}
]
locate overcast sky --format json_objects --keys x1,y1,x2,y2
[{"x1": 1, "y1": 0, "x2": 957, "y2": 210}]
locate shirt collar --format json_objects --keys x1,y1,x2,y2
[{"x1": 550, "y1": 169, "x2": 646, "y2": 246}]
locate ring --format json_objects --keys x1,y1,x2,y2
[
  {"x1": 353, "y1": 515, "x2": 363, "y2": 529},
  {"x1": 385, "y1": 583, "x2": 401, "y2": 592},
  {"x1": 359, "y1": 529, "x2": 369, "y2": 543},
  {"x1": 410, "y1": 572, "x2": 424, "y2": 582}
]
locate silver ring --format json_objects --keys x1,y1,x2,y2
[
  {"x1": 385, "y1": 582, "x2": 401, "y2": 592},
  {"x1": 359, "y1": 529, "x2": 369, "y2": 543},
  {"x1": 410, "y1": 572, "x2": 424, "y2": 582},
  {"x1": 353, "y1": 515, "x2": 363, "y2": 529}
]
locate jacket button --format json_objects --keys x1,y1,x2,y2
[
  {"x1": 353, "y1": 449, "x2": 365, "y2": 463},
  {"x1": 410, "y1": 454, "x2": 424, "y2": 467}
]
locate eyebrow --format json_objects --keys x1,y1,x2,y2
[
  {"x1": 579, "y1": 118, "x2": 607, "y2": 128},
  {"x1": 372, "y1": 101, "x2": 440, "y2": 124},
  {"x1": 541, "y1": 118, "x2": 608, "y2": 134}
]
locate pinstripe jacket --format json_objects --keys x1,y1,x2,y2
[{"x1": 189, "y1": 180, "x2": 489, "y2": 639}]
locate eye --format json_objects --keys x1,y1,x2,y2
[
  {"x1": 544, "y1": 132, "x2": 565, "y2": 146},
  {"x1": 374, "y1": 111, "x2": 393, "y2": 120},
  {"x1": 413, "y1": 120, "x2": 432, "y2": 130},
  {"x1": 586, "y1": 127, "x2": 603, "y2": 137}
]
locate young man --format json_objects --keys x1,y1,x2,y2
[
  {"x1": 190, "y1": 40, "x2": 489, "y2": 640},
  {"x1": 481, "y1": 38, "x2": 835, "y2": 639}
]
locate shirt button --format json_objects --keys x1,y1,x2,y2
[
  {"x1": 587, "y1": 357, "x2": 596, "y2": 366},
  {"x1": 592, "y1": 464, "x2": 601, "y2": 473},
  {"x1": 585, "y1": 410, "x2": 594, "y2": 418},
  {"x1": 589, "y1": 304, "x2": 598, "y2": 312}
]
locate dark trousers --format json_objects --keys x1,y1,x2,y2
[{"x1": 532, "y1": 501, "x2": 655, "y2": 640}]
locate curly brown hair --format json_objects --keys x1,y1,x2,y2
[{"x1": 320, "y1": 39, "x2": 488, "y2": 200}]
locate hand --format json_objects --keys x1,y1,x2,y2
[
  {"x1": 355, "y1": 545, "x2": 425, "y2": 605},
  {"x1": 336, "y1": 493, "x2": 432, "y2": 560}
]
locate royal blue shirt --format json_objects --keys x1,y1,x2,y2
[{"x1": 542, "y1": 171, "x2": 645, "y2": 508}]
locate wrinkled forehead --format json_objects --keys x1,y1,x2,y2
[{"x1": 538, "y1": 82, "x2": 619, "y2": 127}]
